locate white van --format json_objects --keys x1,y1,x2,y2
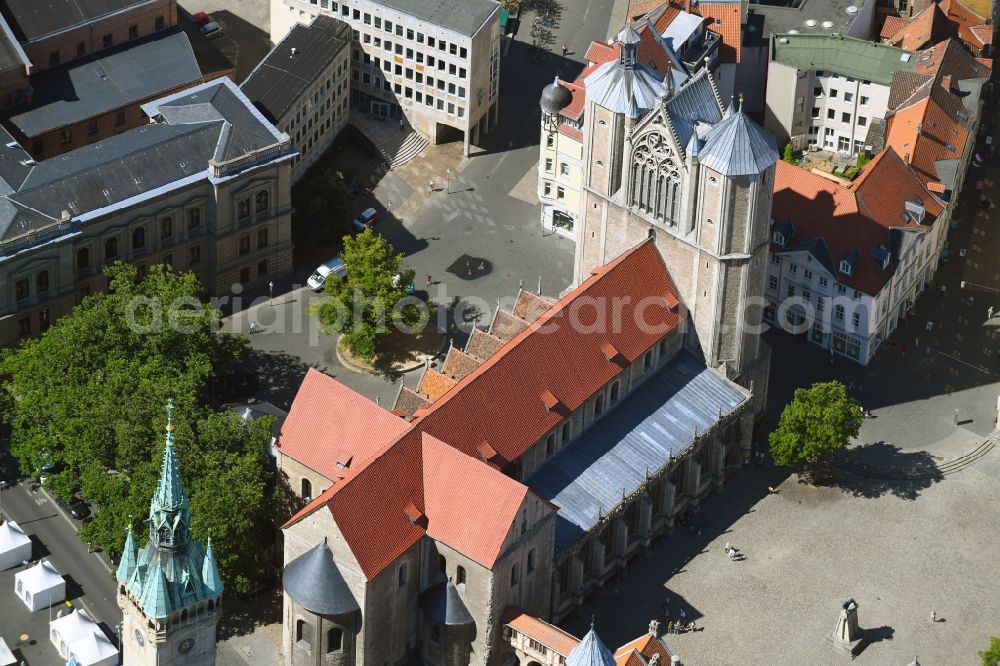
[{"x1": 307, "y1": 257, "x2": 347, "y2": 291}]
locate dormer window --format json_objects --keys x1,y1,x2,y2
[
  {"x1": 773, "y1": 232, "x2": 785, "y2": 246},
  {"x1": 839, "y1": 260, "x2": 853, "y2": 276}
]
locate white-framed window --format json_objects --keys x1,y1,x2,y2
[
  {"x1": 839, "y1": 260, "x2": 853, "y2": 276},
  {"x1": 852, "y1": 312, "x2": 861, "y2": 326},
  {"x1": 789, "y1": 263, "x2": 798, "y2": 274},
  {"x1": 804, "y1": 269, "x2": 813, "y2": 280},
  {"x1": 559, "y1": 163, "x2": 570, "y2": 176},
  {"x1": 819, "y1": 276, "x2": 828, "y2": 287},
  {"x1": 787, "y1": 284, "x2": 796, "y2": 297},
  {"x1": 769, "y1": 275, "x2": 779, "y2": 290},
  {"x1": 835, "y1": 304, "x2": 845, "y2": 320}
]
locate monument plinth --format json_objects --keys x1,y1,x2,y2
[{"x1": 825, "y1": 599, "x2": 868, "y2": 656}]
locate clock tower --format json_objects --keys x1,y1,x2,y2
[{"x1": 116, "y1": 400, "x2": 224, "y2": 665}]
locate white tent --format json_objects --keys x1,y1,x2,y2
[
  {"x1": 67, "y1": 630, "x2": 119, "y2": 666},
  {"x1": 0, "y1": 519, "x2": 32, "y2": 571},
  {"x1": 0, "y1": 638, "x2": 16, "y2": 666},
  {"x1": 14, "y1": 559, "x2": 65, "y2": 611},
  {"x1": 51, "y1": 609, "x2": 97, "y2": 659}
]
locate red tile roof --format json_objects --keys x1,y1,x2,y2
[
  {"x1": 557, "y1": 78, "x2": 586, "y2": 122},
  {"x1": 504, "y1": 608, "x2": 581, "y2": 656},
  {"x1": 418, "y1": 368, "x2": 458, "y2": 401},
  {"x1": 284, "y1": 241, "x2": 682, "y2": 579},
  {"x1": 881, "y1": 15, "x2": 910, "y2": 39},
  {"x1": 698, "y1": 1, "x2": 743, "y2": 63},
  {"x1": 421, "y1": 433, "x2": 529, "y2": 567},
  {"x1": 490, "y1": 309, "x2": 530, "y2": 341},
  {"x1": 465, "y1": 327, "x2": 506, "y2": 360},
  {"x1": 970, "y1": 23, "x2": 992, "y2": 45},
  {"x1": 441, "y1": 347, "x2": 481, "y2": 381},
  {"x1": 772, "y1": 149, "x2": 942, "y2": 295},
  {"x1": 884, "y1": 3, "x2": 947, "y2": 51},
  {"x1": 276, "y1": 369, "x2": 409, "y2": 482},
  {"x1": 613, "y1": 633, "x2": 673, "y2": 666},
  {"x1": 939, "y1": 0, "x2": 988, "y2": 50},
  {"x1": 513, "y1": 290, "x2": 558, "y2": 322}
]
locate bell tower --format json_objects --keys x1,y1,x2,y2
[{"x1": 116, "y1": 400, "x2": 224, "y2": 666}]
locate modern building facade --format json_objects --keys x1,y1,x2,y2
[
  {"x1": 764, "y1": 33, "x2": 915, "y2": 154},
  {"x1": 570, "y1": 26, "x2": 779, "y2": 409},
  {"x1": 277, "y1": 239, "x2": 754, "y2": 665},
  {"x1": 242, "y1": 15, "x2": 352, "y2": 183},
  {"x1": 268, "y1": 0, "x2": 501, "y2": 156},
  {"x1": 116, "y1": 401, "x2": 223, "y2": 666},
  {"x1": 0, "y1": 77, "x2": 295, "y2": 348}
]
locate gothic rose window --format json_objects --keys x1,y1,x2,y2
[{"x1": 630, "y1": 131, "x2": 681, "y2": 226}]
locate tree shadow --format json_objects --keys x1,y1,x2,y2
[
  {"x1": 241, "y1": 350, "x2": 313, "y2": 411},
  {"x1": 216, "y1": 587, "x2": 283, "y2": 640},
  {"x1": 817, "y1": 441, "x2": 944, "y2": 500}
]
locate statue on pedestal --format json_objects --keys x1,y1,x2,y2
[{"x1": 825, "y1": 598, "x2": 868, "y2": 656}]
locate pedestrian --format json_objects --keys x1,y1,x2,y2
[
  {"x1": 87, "y1": 541, "x2": 92, "y2": 553},
  {"x1": 679, "y1": 607, "x2": 687, "y2": 622},
  {"x1": 989, "y1": 306, "x2": 995, "y2": 319},
  {"x1": 562, "y1": 44, "x2": 568, "y2": 55},
  {"x1": 940, "y1": 283, "x2": 947, "y2": 296},
  {"x1": 399, "y1": 118, "x2": 404, "y2": 133},
  {"x1": 249, "y1": 321, "x2": 260, "y2": 334},
  {"x1": 426, "y1": 274, "x2": 433, "y2": 286},
  {"x1": 930, "y1": 610, "x2": 936, "y2": 623},
  {"x1": 666, "y1": 620, "x2": 673, "y2": 635},
  {"x1": 428, "y1": 179, "x2": 435, "y2": 193}
]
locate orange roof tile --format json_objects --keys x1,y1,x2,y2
[
  {"x1": 881, "y1": 15, "x2": 910, "y2": 39},
  {"x1": 970, "y1": 23, "x2": 992, "y2": 45},
  {"x1": 421, "y1": 433, "x2": 529, "y2": 567},
  {"x1": 772, "y1": 150, "x2": 942, "y2": 295},
  {"x1": 940, "y1": 0, "x2": 988, "y2": 50},
  {"x1": 559, "y1": 124, "x2": 584, "y2": 141},
  {"x1": 394, "y1": 385, "x2": 432, "y2": 419},
  {"x1": 417, "y1": 368, "x2": 458, "y2": 401},
  {"x1": 513, "y1": 290, "x2": 558, "y2": 323},
  {"x1": 277, "y1": 369, "x2": 409, "y2": 482},
  {"x1": 504, "y1": 608, "x2": 580, "y2": 656},
  {"x1": 441, "y1": 347, "x2": 481, "y2": 381},
  {"x1": 613, "y1": 633, "x2": 673, "y2": 666},
  {"x1": 465, "y1": 328, "x2": 505, "y2": 360},
  {"x1": 698, "y1": 1, "x2": 743, "y2": 63},
  {"x1": 888, "y1": 3, "x2": 948, "y2": 51},
  {"x1": 490, "y1": 309, "x2": 530, "y2": 341}
]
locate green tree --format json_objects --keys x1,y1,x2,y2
[
  {"x1": 313, "y1": 228, "x2": 424, "y2": 361},
  {"x1": 783, "y1": 143, "x2": 795, "y2": 163},
  {"x1": 0, "y1": 263, "x2": 275, "y2": 593},
  {"x1": 292, "y1": 168, "x2": 355, "y2": 245},
  {"x1": 856, "y1": 151, "x2": 870, "y2": 168},
  {"x1": 982, "y1": 637, "x2": 1000, "y2": 666},
  {"x1": 769, "y1": 381, "x2": 863, "y2": 467}
]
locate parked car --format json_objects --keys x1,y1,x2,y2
[
  {"x1": 189, "y1": 11, "x2": 212, "y2": 27},
  {"x1": 351, "y1": 207, "x2": 379, "y2": 232},
  {"x1": 200, "y1": 22, "x2": 224, "y2": 38},
  {"x1": 39, "y1": 460, "x2": 61, "y2": 485},
  {"x1": 0, "y1": 478, "x2": 14, "y2": 489},
  {"x1": 57, "y1": 496, "x2": 91, "y2": 520},
  {"x1": 307, "y1": 256, "x2": 347, "y2": 291}
]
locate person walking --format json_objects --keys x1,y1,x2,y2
[
  {"x1": 399, "y1": 118, "x2": 404, "y2": 133},
  {"x1": 426, "y1": 274, "x2": 433, "y2": 287},
  {"x1": 561, "y1": 44, "x2": 568, "y2": 55},
  {"x1": 428, "y1": 179, "x2": 435, "y2": 193},
  {"x1": 988, "y1": 306, "x2": 994, "y2": 320},
  {"x1": 930, "y1": 610, "x2": 936, "y2": 623}
]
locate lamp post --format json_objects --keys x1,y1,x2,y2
[
  {"x1": 446, "y1": 169, "x2": 452, "y2": 194},
  {"x1": 268, "y1": 281, "x2": 274, "y2": 304}
]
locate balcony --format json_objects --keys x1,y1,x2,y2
[{"x1": 680, "y1": 30, "x2": 721, "y2": 74}]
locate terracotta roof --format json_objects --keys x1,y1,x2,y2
[
  {"x1": 465, "y1": 328, "x2": 506, "y2": 360},
  {"x1": 490, "y1": 309, "x2": 530, "y2": 341},
  {"x1": 441, "y1": 347, "x2": 482, "y2": 381},
  {"x1": 698, "y1": 1, "x2": 742, "y2": 64},
  {"x1": 417, "y1": 368, "x2": 458, "y2": 401},
  {"x1": 888, "y1": 70, "x2": 932, "y2": 109},
  {"x1": 513, "y1": 290, "x2": 558, "y2": 323},
  {"x1": 586, "y1": 40, "x2": 616, "y2": 64},
  {"x1": 636, "y1": 24, "x2": 679, "y2": 74},
  {"x1": 881, "y1": 15, "x2": 910, "y2": 39},
  {"x1": 976, "y1": 56, "x2": 992, "y2": 68},
  {"x1": 421, "y1": 433, "x2": 529, "y2": 567},
  {"x1": 628, "y1": 0, "x2": 672, "y2": 22},
  {"x1": 394, "y1": 385, "x2": 432, "y2": 419},
  {"x1": 885, "y1": 3, "x2": 946, "y2": 51},
  {"x1": 940, "y1": 0, "x2": 988, "y2": 50},
  {"x1": 613, "y1": 634, "x2": 673, "y2": 666},
  {"x1": 277, "y1": 369, "x2": 409, "y2": 482},
  {"x1": 887, "y1": 94, "x2": 970, "y2": 188},
  {"x1": 913, "y1": 38, "x2": 990, "y2": 81},
  {"x1": 504, "y1": 607, "x2": 580, "y2": 656},
  {"x1": 560, "y1": 124, "x2": 584, "y2": 141},
  {"x1": 557, "y1": 78, "x2": 586, "y2": 122},
  {"x1": 772, "y1": 150, "x2": 942, "y2": 295},
  {"x1": 970, "y1": 23, "x2": 992, "y2": 45},
  {"x1": 651, "y1": 2, "x2": 686, "y2": 33},
  {"x1": 412, "y1": 241, "x2": 680, "y2": 464}
]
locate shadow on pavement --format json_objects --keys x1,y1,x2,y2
[
  {"x1": 823, "y1": 441, "x2": 943, "y2": 500},
  {"x1": 217, "y1": 587, "x2": 283, "y2": 640},
  {"x1": 243, "y1": 349, "x2": 313, "y2": 411}
]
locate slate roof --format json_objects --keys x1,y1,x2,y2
[
  {"x1": 568, "y1": 628, "x2": 618, "y2": 666},
  {"x1": 0, "y1": 15, "x2": 27, "y2": 74},
  {"x1": 240, "y1": 15, "x2": 350, "y2": 124},
  {"x1": 698, "y1": 105, "x2": 779, "y2": 176},
  {"x1": 9, "y1": 29, "x2": 201, "y2": 139},
  {"x1": 420, "y1": 581, "x2": 475, "y2": 625},
  {"x1": 283, "y1": 539, "x2": 359, "y2": 615},
  {"x1": 585, "y1": 57, "x2": 667, "y2": 118},
  {"x1": 663, "y1": 67, "x2": 723, "y2": 150},
  {"x1": 393, "y1": 386, "x2": 432, "y2": 419},
  {"x1": 277, "y1": 368, "x2": 409, "y2": 481},
  {"x1": 528, "y1": 350, "x2": 748, "y2": 553},
  {"x1": 1, "y1": 0, "x2": 153, "y2": 41},
  {"x1": 368, "y1": 0, "x2": 498, "y2": 36},
  {"x1": 465, "y1": 327, "x2": 505, "y2": 359},
  {"x1": 490, "y1": 309, "x2": 530, "y2": 340},
  {"x1": 770, "y1": 33, "x2": 916, "y2": 86},
  {"x1": 772, "y1": 149, "x2": 943, "y2": 295}
]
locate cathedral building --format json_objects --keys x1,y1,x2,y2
[
  {"x1": 116, "y1": 401, "x2": 223, "y2": 665},
  {"x1": 543, "y1": 25, "x2": 779, "y2": 410}
]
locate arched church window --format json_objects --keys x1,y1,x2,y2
[
  {"x1": 301, "y1": 478, "x2": 312, "y2": 500},
  {"x1": 326, "y1": 628, "x2": 343, "y2": 653}
]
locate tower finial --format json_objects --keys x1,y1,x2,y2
[
  {"x1": 590, "y1": 614, "x2": 596, "y2": 630},
  {"x1": 165, "y1": 398, "x2": 175, "y2": 434},
  {"x1": 738, "y1": 92, "x2": 744, "y2": 111}
]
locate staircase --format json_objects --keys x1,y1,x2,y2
[{"x1": 350, "y1": 113, "x2": 429, "y2": 169}]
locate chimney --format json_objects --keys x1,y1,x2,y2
[
  {"x1": 941, "y1": 74, "x2": 952, "y2": 91},
  {"x1": 916, "y1": 123, "x2": 922, "y2": 135}
]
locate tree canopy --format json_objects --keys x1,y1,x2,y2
[
  {"x1": 982, "y1": 637, "x2": 1000, "y2": 666},
  {"x1": 313, "y1": 228, "x2": 423, "y2": 360},
  {"x1": 768, "y1": 381, "x2": 863, "y2": 467},
  {"x1": 0, "y1": 263, "x2": 277, "y2": 593}
]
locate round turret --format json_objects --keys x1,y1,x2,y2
[{"x1": 540, "y1": 78, "x2": 572, "y2": 114}]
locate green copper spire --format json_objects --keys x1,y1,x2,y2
[
  {"x1": 202, "y1": 534, "x2": 222, "y2": 597},
  {"x1": 138, "y1": 559, "x2": 172, "y2": 619},
  {"x1": 149, "y1": 399, "x2": 191, "y2": 550},
  {"x1": 116, "y1": 519, "x2": 138, "y2": 584}
]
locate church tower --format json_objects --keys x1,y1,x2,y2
[
  {"x1": 116, "y1": 400, "x2": 223, "y2": 666},
  {"x1": 574, "y1": 25, "x2": 778, "y2": 407}
]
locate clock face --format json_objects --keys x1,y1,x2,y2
[
  {"x1": 178, "y1": 637, "x2": 195, "y2": 654},
  {"x1": 134, "y1": 628, "x2": 145, "y2": 646}
]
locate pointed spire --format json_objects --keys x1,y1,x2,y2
[
  {"x1": 154, "y1": 400, "x2": 185, "y2": 511},
  {"x1": 202, "y1": 533, "x2": 223, "y2": 597},
  {"x1": 116, "y1": 519, "x2": 138, "y2": 583},
  {"x1": 139, "y1": 559, "x2": 172, "y2": 619},
  {"x1": 617, "y1": 23, "x2": 640, "y2": 68},
  {"x1": 567, "y1": 621, "x2": 617, "y2": 666}
]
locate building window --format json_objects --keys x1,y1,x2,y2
[
  {"x1": 132, "y1": 228, "x2": 145, "y2": 250},
  {"x1": 643, "y1": 350, "x2": 653, "y2": 371},
  {"x1": 155, "y1": 16, "x2": 164, "y2": 30},
  {"x1": 594, "y1": 393, "x2": 605, "y2": 416},
  {"x1": 76, "y1": 247, "x2": 90, "y2": 270},
  {"x1": 545, "y1": 433, "x2": 555, "y2": 456},
  {"x1": 129, "y1": 25, "x2": 138, "y2": 40},
  {"x1": 852, "y1": 312, "x2": 861, "y2": 326},
  {"x1": 77, "y1": 42, "x2": 85, "y2": 57},
  {"x1": 295, "y1": 620, "x2": 311, "y2": 649},
  {"x1": 186, "y1": 209, "x2": 201, "y2": 230},
  {"x1": 527, "y1": 549, "x2": 536, "y2": 573},
  {"x1": 860, "y1": 95, "x2": 869, "y2": 106},
  {"x1": 835, "y1": 305, "x2": 845, "y2": 321},
  {"x1": 769, "y1": 275, "x2": 779, "y2": 290},
  {"x1": 819, "y1": 276, "x2": 828, "y2": 287},
  {"x1": 49, "y1": 51, "x2": 60, "y2": 66},
  {"x1": 562, "y1": 421, "x2": 571, "y2": 442},
  {"x1": 510, "y1": 563, "x2": 519, "y2": 586},
  {"x1": 456, "y1": 566, "x2": 466, "y2": 585},
  {"x1": 789, "y1": 263, "x2": 798, "y2": 274},
  {"x1": 238, "y1": 197, "x2": 251, "y2": 219},
  {"x1": 841, "y1": 112, "x2": 851, "y2": 123},
  {"x1": 239, "y1": 235, "x2": 251, "y2": 255},
  {"x1": 804, "y1": 269, "x2": 813, "y2": 280},
  {"x1": 811, "y1": 107, "x2": 820, "y2": 119},
  {"x1": 39, "y1": 309, "x2": 50, "y2": 332},
  {"x1": 18, "y1": 317, "x2": 30, "y2": 338},
  {"x1": 559, "y1": 163, "x2": 570, "y2": 176},
  {"x1": 103, "y1": 34, "x2": 113, "y2": 48},
  {"x1": 857, "y1": 116, "x2": 867, "y2": 127},
  {"x1": 546, "y1": 134, "x2": 554, "y2": 148},
  {"x1": 257, "y1": 228, "x2": 269, "y2": 248},
  {"x1": 114, "y1": 111, "x2": 125, "y2": 126},
  {"x1": 257, "y1": 260, "x2": 268, "y2": 276},
  {"x1": 544, "y1": 158, "x2": 552, "y2": 172},
  {"x1": 787, "y1": 284, "x2": 796, "y2": 297},
  {"x1": 326, "y1": 628, "x2": 343, "y2": 653},
  {"x1": 160, "y1": 217, "x2": 172, "y2": 240},
  {"x1": 87, "y1": 121, "x2": 98, "y2": 135},
  {"x1": 556, "y1": 186, "x2": 565, "y2": 200},
  {"x1": 398, "y1": 562, "x2": 408, "y2": 587},
  {"x1": 827, "y1": 109, "x2": 835, "y2": 120},
  {"x1": 610, "y1": 381, "x2": 620, "y2": 403},
  {"x1": 15, "y1": 277, "x2": 29, "y2": 300},
  {"x1": 188, "y1": 244, "x2": 201, "y2": 265},
  {"x1": 301, "y1": 478, "x2": 312, "y2": 500},
  {"x1": 36, "y1": 271, "x2": 49, "y2": 293},
  {"x1": 844, "y1": 92, "x2": 853, "y2": 102},
  {"x1": 255, "y1": 190, "x2": 269, "y2": 213},
  {"x1": 61, "y1": 129, "x2": 72, "y2": 144},
  {"x1": 813, "y1": 86, "x2": 822, "y2": 96}
]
